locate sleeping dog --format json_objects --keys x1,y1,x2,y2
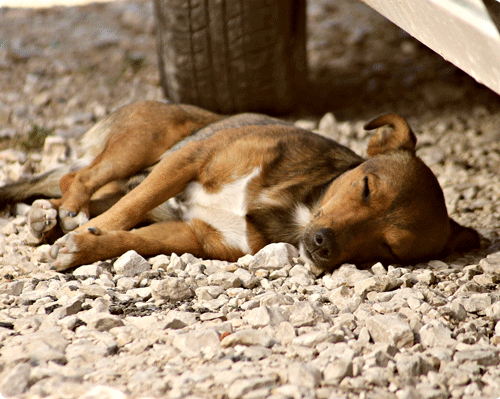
[{"x1": 0, "y1": 101, "x2": 480, "y2": 275}]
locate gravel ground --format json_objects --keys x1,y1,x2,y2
[{"x1": 1, "y1": 1, "x2": 500, "y2": 398}]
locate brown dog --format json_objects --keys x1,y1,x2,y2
[{"x1": 0, "y1": 101, "x2": 479, "y2": 274}]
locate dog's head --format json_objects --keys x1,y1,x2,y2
[{"x1": 300, "y1": 114, "x2": 480, "y2": 274}]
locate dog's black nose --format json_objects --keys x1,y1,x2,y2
[{"x1": 312, "y1": 228, "x2": 335, "y2": 260}]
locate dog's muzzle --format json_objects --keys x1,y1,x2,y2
[{"x1": 300, "y1": 227, "x2": 338, "y2": 274}]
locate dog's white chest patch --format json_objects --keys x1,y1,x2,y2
[
  {"x1": 182, "y1": 167, "x2": 261, "y2": 253},
  {"x1": 294, "y1": 203, "x2": 312, "y2": 229}
]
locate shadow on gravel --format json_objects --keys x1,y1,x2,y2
[
  {"x1": 302, "y1": 67, "x2": 500, "y2": 121},
  {"x1": 298, "y1": 0, "x2": 500, "y2": 121}
]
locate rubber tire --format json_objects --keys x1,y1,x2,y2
[{"x1": 153, "y1": 0, "x2": 307, "y2": 114}]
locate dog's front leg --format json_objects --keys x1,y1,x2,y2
[
  {"x1": 49, "y1": 219, "x2": 245, "y2": 270},
  {"x1": 49, "y1": 221, "x2": 199, "y2": 270},
  {"x1": 75, "y1": 141, "x2": 206, "y2": 233}
]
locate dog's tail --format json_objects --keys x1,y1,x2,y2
[{"x1": 0, "y1": 159, "x2": 91, "y2": 209}]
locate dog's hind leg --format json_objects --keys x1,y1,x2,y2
[
  {"x1": 29, "y1": 199, "x2": 61, "y2": 241},
  {"x1": 29, "y1": 182, "x2": 125, "y2": 242},
  {"x1": 26, "y1": 136, "x2": 152, "y2": 239}
]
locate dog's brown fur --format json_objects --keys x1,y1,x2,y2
[{"x1": 0, "y1": 101, "x2": 480, "y2": 274}]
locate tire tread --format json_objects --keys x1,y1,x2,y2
[{"x1": 155, "y1": 0, "x2": 306, "y2": 113}]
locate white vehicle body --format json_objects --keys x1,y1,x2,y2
[{"x1": 363, "y1": 0, "x2": 500, "y2": 95}]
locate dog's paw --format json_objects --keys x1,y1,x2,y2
[
  {"x1": 49, "y1": 232, "x2": 80, "y2": 271},
  {"x1": 58, "y1": 208, "x2": 89, "y2": 234},
  {"x1": 28, "y1": 199, "x2": 58, "y2": 240},
  {"x1": 49, "y1": 228, "x2": 102, "y2": 271}
]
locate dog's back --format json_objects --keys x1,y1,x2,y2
[{"x1": 0, "y1": 103, "x2": 285, "y2": 210}]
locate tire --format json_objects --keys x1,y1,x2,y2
[{"x1": 153, "y1": 0, "x2": 307, "y2": 114}]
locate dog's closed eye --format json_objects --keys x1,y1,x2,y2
[{"x1": 362, "y1": 176, "x2": 370, "y2": 202}]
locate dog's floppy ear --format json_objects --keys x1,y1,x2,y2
[
  {"x1": 364, "y1": 114, "x2": 417, "y2": 157},
  {"x1": 441, "y1": 218, "x2": 481, "y2": 256}
]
